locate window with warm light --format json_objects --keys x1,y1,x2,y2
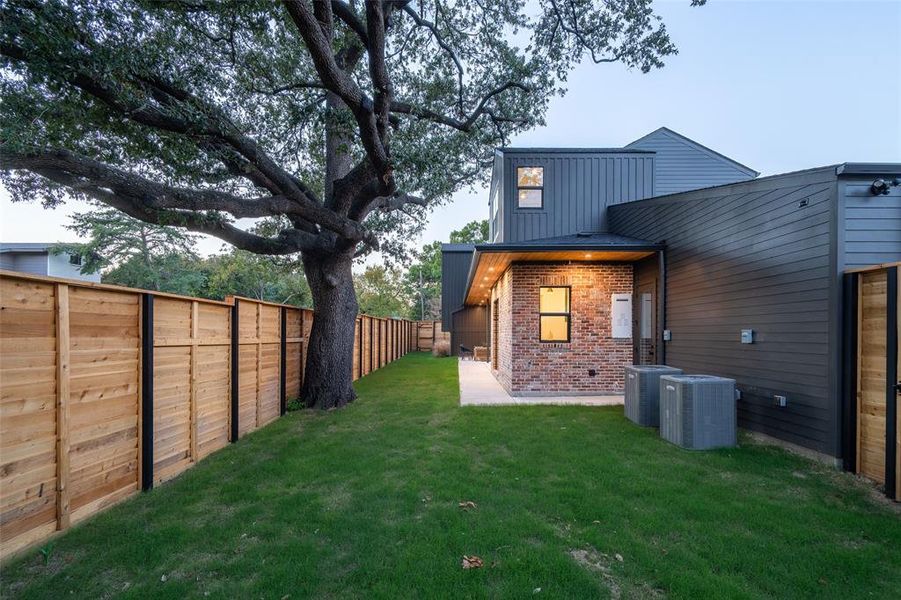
[
  {"x1": 539, "y1": 286, "x2": 570, "y2": 342},
  {"x1": 517, "y1": 166, "x2": 543, "y2": 208}
]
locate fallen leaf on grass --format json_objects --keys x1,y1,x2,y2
[
  {"x1": 458, "y1": 501, "x2": 478, "y2": 510},
  {"x1": 614, "y1": 553, "x2": 624, "y2": 562},
  {"x1": 462, "y1": 555, "x2": 484, "y2": 569}
]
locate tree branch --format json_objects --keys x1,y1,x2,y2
[{"x1": 389, "y1": 81, "x2": 530, "y2": 132}]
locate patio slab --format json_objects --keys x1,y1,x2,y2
[{"x1": 458, "y1": 359, "x2": 624, "y2": 406}]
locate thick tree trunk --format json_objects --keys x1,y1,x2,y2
[{"x1": 301, "y1": 249, "x2": 358, "y2": 409}]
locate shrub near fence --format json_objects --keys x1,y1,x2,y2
[{"x1": 0, "y1": 270, "x2": 421, "y2": 560}]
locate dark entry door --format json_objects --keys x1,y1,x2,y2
[
  {"x1": 491, "y1": 299, "x2": 499, "y2": 370},
  {"x1": 634, "y1": 281, "x2": 656, "y2": 365}
]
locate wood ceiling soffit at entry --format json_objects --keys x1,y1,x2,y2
[{"x1": 464, "y1": 250, "x2": 654, "y2": 304}]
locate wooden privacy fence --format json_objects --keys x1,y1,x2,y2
[
  {"x1": 0, "y1": 270, "x2": 422, "y2": 559},
  {"x1": 844, "y1": 262, "x2": 900, "y2": 501},
  {"x1": 416, "y1": 320, "x2": 450, "y2": 351}
]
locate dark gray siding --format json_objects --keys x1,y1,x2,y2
[
  {"x1": 501, "y1": 151, "x2": 655, "y2": 242},
  {"x1": 838, "y1": 177, "x2": 901, "y2": 269},
  {"x1": 451, "y1": 306, "x2": 489, "y2": 356},
  {"x1": 609, "y1": 168, "x2": 842, "y2": 456},
  {"x1": 626, "y1": 128, "x2": 757, "y2": 196},
  {"x1": 440, "y1": 246, "x2": 474, "y2": 329}
]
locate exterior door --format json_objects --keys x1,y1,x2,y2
[
  {"x1": 634, "y1": 282, "x2": 656, "y2": 365},
  {"x1": 491, "y1": 299, "x2": 499, "y2": 370}
]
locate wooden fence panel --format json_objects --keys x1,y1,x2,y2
[
  {"x1": 0, "y1": 277, "x2": 60, "y2": 557},
  {"x1": 258, "y1": 304, "x2": 281, "y2": 428},
  {"x1": 194, "y1": 303, "x2": 231, "y2": 461},
  {"x1": 285, "y1": 308, "x2": 303, "y2": 400},
  {"x1": 65, "y1": 287, "x2": 141, "y2": 524},
  {"x1": 1, "y1": 271, "x2": 418, "y2": 558}
]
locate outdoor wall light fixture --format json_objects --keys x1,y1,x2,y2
[{"x1": 870, "y1": 178, "x2": 899, "y2": 195}]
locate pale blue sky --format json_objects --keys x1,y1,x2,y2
[{"x1": 1, "y1": 0, "x2": 899, "y2": 256}]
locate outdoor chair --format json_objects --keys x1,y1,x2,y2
[{"x1": 459, "y1": 345, "x2": 473, "y2": 360}]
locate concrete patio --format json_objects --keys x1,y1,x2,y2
[{"x1": 458, "y1": 359, "x2": 624, "y2": 406}]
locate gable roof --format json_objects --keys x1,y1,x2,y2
[{"x1": 626, "y1": 127, "x2": 759, "y2": 178}]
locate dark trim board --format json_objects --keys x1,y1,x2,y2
[
  {"x1": 885, "y1": 266, "x2": 898, "y2": 499},
  {"x1": 841, "y1": 273, "x2": 859, "y2": 472},
  {"x1": 140, "y1": 293, "x2": 154, "y2": 491}
]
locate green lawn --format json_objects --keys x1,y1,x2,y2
[{"x1": 3, "y1": 353, "x2": 899, "y2": 599}]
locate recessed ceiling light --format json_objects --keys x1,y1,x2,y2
[{"x1": 585, "y1": 253, "x2": 592, "y2": 259}]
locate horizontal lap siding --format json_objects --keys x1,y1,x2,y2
[
  {"x1": 610, "y1": 172, "x2": 840, "y2": 455},
  {"x1": 840, "y1": 180, "x2": 901, "y2": 268}
]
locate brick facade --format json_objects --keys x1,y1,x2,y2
[{"x1": 490, "y1": 263, "x2": 633, "y2": 394}]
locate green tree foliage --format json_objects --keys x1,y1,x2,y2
[
  {"x1": 449, "y1": 220, "x2": 489, "y2": 244},
  {"x1": 404, "y1": 219, "x2": 488, "y2": 320},
  {"x1": 203, "y1": 250, "x2": 312, "y2": 306},
  {"x1": 354, "y1": 265, "x2": 408, "y2": 318},
  {"x1": 1, "y1": 0, "x2": 699, "y2": 408},
  {"x1": 54, "y1": 203, "x2": 199, "y2": 291}
]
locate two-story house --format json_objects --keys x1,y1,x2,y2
[{"x1": 441, "y1": 127, "x2": 901, "y2": 469}]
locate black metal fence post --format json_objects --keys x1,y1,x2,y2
[
  {"x1": 230, "y1": 299, "x2": 240, "y2": 442},
  {"x1": 141, "y1": 293, "x2": 154, "y2": 491},
  {"x1": 841, "y1": 272, "x2": 859, "y2": 473},
  {"x1": 280, "y1": 306, "x2": 287, "y2": 416},
  {"x1": 885, "y1": 266, "x2": 898, "y2": 500}
]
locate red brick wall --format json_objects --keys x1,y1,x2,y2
[
  {"x1": 491, "y1": 263, "x2": 633, "y2": 395},
  {"x1": 490, "y1": 268, "x2": 514, "y2": 392}
]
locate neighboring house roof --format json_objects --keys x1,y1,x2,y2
[
  {"x1": 626, "y1": 127, "x2": 759, "y2": 178},
  {"x1": 0, "y1": 242, "x2": 56, "y2": 253}
]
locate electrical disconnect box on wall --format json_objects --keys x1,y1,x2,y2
[
  {"x1": 611, "y1": 293, "x2": 631, "y2": 338},
  {"x1": 663, "y1": 329, "x2": 672, "y2": 341}
]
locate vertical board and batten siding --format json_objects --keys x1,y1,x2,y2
[
  {"x1": 1, "y1": 276, "x2": 142, "y2": 558},
  {"x1": 0, "y1": 271, "x2": 420, "y2": 559},
  {"x1": 501, "y1": 152, "x2": 655, "y2": 243},
  {"x1": 440, "y1": 246, "x2": 475, "y2": 330},
  {"x1": 625, "y1": 128, "x2": 757, "y2": 196},
  {"x1": 609, "y1": 168, "x2": 843, "y2": 456},
  {"x1": 451, "y1": 306, "x2": 489, "y2": 356}
]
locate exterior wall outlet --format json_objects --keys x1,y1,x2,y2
[
  {"x1": 663, "y1": 329, "x2": 672, "y2": 341},
  {"x1": 774, "y1": 394, "x2": 787, "y2": 407},
  {"x1": 741, "y1": 329, "x2": 754, "y2": 344},
  {"x1": 735, "y1": 389, "x2": 742, "y2": 401}
]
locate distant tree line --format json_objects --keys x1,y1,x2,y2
[{"x1": 58, "y1": 203, "x2": 486, "y2": 319}]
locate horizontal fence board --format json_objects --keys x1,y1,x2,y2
[{"x1": 0, "y1": 271, "x2": 421, "y2": 559}]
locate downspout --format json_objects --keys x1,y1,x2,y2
[{"x1": 658, "y1": 246, "x2": 667, "y2": 366}]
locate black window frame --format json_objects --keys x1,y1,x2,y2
[
  {"x1": 68, "y1": 253, "x2": 83, "y2": 266},
  {"x1": 538, "y1": 285, "x2": 571, "y2": 343},
  {"x1": 516, "y1": 166, "x2": 544, "y2": 209}
]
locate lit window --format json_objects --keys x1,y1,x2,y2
[
  {"x1": 517, "y1": 166, "x2": 543, "y2": 208},
  {"x1": 539, "y1": 286, "x2": 570, "y2": 342}
]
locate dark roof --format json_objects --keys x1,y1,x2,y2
[
  {"x1": 835, "y1": 163, "x2": 901, "y2": 176},
  {"x1": 441, "y1": 243, "x2": 476, "y2": 252},
  {"x1": 626, "y1": 127, "x2": 759, "y2": 177},
  {"x1": 474, "y1": 232, "x2": 662, "y2": 253},
  {"x1": 496, "y1": 147, "x2": 654, "y2": 155}
]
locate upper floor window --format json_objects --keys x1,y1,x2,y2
[
  {"x1": 517, "y1": 166, "x2": 543, "y2": 209},
  {"x1": 68, "y1": 253, "x2": 83, "y2": 266}
]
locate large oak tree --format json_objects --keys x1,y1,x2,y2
[{"x1": 1, "y1": 0, "x2": 701, "y2": 408}]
